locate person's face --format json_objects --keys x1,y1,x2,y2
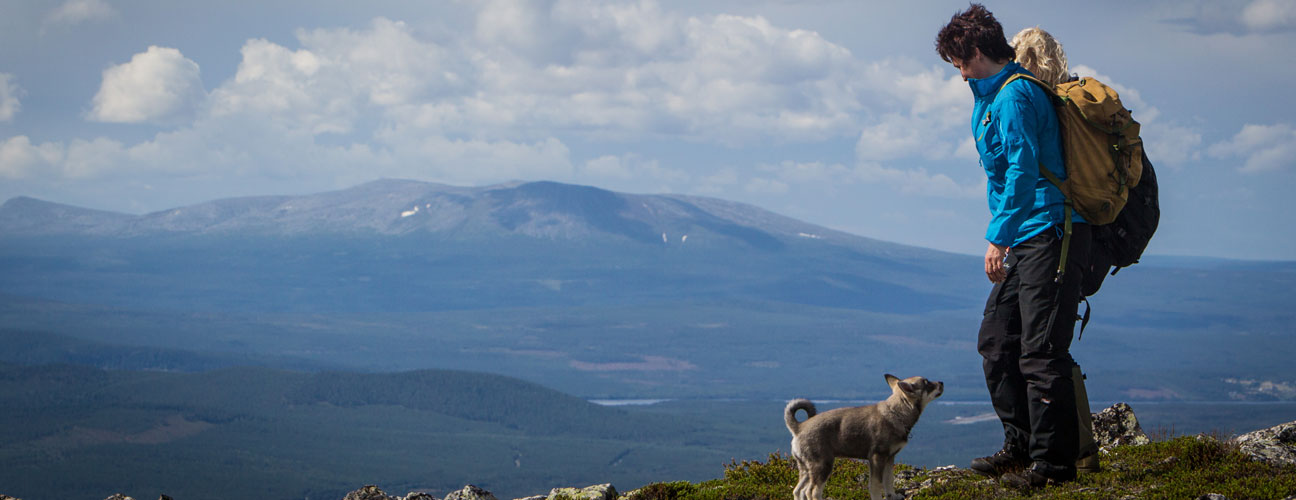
[{"x1": 951, "y1": 49, "x2": 996, "y2": 81}]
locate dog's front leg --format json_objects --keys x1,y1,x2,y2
[
  {"x1": 867, "y1": 456, "x2": 885, "y2": 500},
  {"x1": 879, "y1": 457, "x2": 902, "y2": 500}
]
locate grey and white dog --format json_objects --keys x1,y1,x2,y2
[{"x1": 784, "y1": 374, "x2": 944, "y2": 500}]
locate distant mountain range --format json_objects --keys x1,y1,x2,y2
[
  {"x1": 0, "y1": 179, "x2": 926, "y2": 253},
  {"x1": 0, "y1": 178, "x2": 976, "y2": 314},
  {"x1": 0, "y1": 179, "x2": 1293, "y2": 404}
]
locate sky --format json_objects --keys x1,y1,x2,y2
[{"x1": 1, "y1": 0, "x2": 1294, "y2": 260}]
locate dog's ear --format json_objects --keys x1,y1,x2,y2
[
  {"x1": 885, "y1": 373, "x2": 901, "y2": 391},
  {"x1": 898, "y1": 381, "x2": 916, "y2": 394}
]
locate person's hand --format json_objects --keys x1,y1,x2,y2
[{"x1": 985, "y1": 242, "x2": 1009, "y2": 283}]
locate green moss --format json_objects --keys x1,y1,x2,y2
[{"x1": 630, "y1": 438, "x2": 1296, "y2": 500}]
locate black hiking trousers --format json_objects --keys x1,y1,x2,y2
[{"x1": 978, "y1": 223, "x2": 1091, "y2": 473}]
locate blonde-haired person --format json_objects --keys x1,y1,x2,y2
[
  {"x1": 1011, "y1": 27, "x2": 1071, "y2": 86},
  {"x1": 1012, "y1": 25, "x2": 1105, "y2": 476}
]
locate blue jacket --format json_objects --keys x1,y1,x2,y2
[{"x1": 969, "y1": 62, "x2": 1081, "y2": 248}]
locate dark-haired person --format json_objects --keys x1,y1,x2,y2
[{"x1": 934, "y1": 4, "x2": 1090, "y2": 488}]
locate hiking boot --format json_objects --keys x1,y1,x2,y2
[
  {"x1": 1002, "y1": 461, "x2": 1078, "y2": 490},
  {"x1": 1076, "y1": 450, "x2": 1101, "y2": 473},
  {"x1": 969, "y1": 447, "x2": 1029, "y2": 478}
]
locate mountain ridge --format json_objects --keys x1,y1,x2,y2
[{"x1": 0, "y1": 179, "x2": 950, "y2": 259}]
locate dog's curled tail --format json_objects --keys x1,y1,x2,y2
[{"x1": 784, "y1": 398, "x2": 816, "y2": 436}]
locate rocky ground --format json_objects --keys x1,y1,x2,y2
[{"x1": 4, "y1": 404, "x2": 1295, "y2": 500}]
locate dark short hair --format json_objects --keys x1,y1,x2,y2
[{"x1": 935, "y1": 3, "x2": 1015, "y2": 64}]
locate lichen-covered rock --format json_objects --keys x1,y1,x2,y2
[
  {"x1": 343, "y1": 485, "x2": 396, "y2": 500},
  {"x1": 402, "y1": 493, "x2": 437, "y2": 500},
  {"x1": 1092, "y1": 402, "x2": 1150, "y2": 451},
  {"x1": 104, "y1": 495, "x2": 135, "y2": 500},
  {"x1": 444, "y1": 485, "x2": 498, "y2": 500},
  {"x1": 1235, "y1": 420, "x2": 1296, "y2": 466},
  {"x1": 1, "y1": 494, "x2": 22, "y2": 500},
  {"x1": 546, "y1": 484, "x2": 616, "y2": 500}
]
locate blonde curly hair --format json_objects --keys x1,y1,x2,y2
[{"x1": 1011, "y1": 27, "x2": 1069, "y2": 86}]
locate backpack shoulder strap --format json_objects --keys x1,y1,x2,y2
[
  {"x1": 998, "y1": 73, "x2": 1061, "y2": 106},
  {"x1": 998, "y1": 74, "x2": 1075, "y2": 282}
]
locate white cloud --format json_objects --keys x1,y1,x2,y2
[
  {"x1": 857, "y1": 114, "x2": 958, "y2": 162},
  {"x1": 43, "y1": 0, "x2": 117, "y2": 30},
  {"x1": 1143, "y1": 122, "x2": 1203, "y2": 168},
  {"x1": 0, "y1": 136, "x2": 64, "y2": 179},
  {"x1": 64, "y1": 137, "x2": 129, "y2": 178},
  {"x1": 89, "y1": 46, "x2": 205, "y2": 125},
  {"x1": 1208, "y1": 123, "x2": 1296, "y2": 173},
  {"x1": 1170, "y1": 0, "x2": 1296, "y2": 34},
  {"x1": 0, "y1": 74, "x2": 21, "y2": 122},
  {"x1": 397, "y1": 136, "x2": 575, "y2": 184},
  {"x1": 854, "y1": 161, "x2": 984, "y2": 199},
  {"x1": 579, "y1": 153, "x2": 690, "y2": 194},
  {"x1": 455, "y1": 0, "x2": 865, "y2": 144},
  {"x1": 886, "y1": 62, "x2": 969, "y2": 122},
  {"x1": 583, "y1": 155, "x2": 636, "y2": 179},
  {"x1": 19, "y1": 2, "x2": 1005, "y2": 208},
  {"x1": 210, "y1": 18, "x2": 466, "y2": 137},
  {"x1": 209, "y1": 39, "x2": 350, "y2": 134},
  {"x1": 761, "y1": 160, "x2": 853, "y2": 184},
  {"x1": 1241, "y1": 0, "x2": 1296, "y2": 32},
  {"x1": 850, "y1": 60, "x2": 972, "y2": 170},
  {"x1": 744, "y1": 177, "x2": 789, "y2": 194}
]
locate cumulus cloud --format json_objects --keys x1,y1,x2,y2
[
  {"x1": 762, "y1": 160, "x2": 854, "y2": 184},
  {"x1": 457, "y1": 1, "x2": 863, "y2": 143},
  {"x1": 43, "y1": 0, "x2": 117, "y2": 30},
  {"x1": 1143, "y1": 123, "x2": 1203, "y2": 168},
  {"x1": 744, "y1": 177, "x2": 789, "y2": 194},
  {"x1": 210, "y1": 18, "x2": 466, "y2": 136},
  {"x1": 1170, "y1": 0, "x2": 1296, "y2": 34},
  {"x1": 854, "y1": 161, "x2": 984, "y2": 199},
  {"x1": 1240, "y1": 0, "x2": 1296, "y2": 32},
  {"x1": 582, "y1": 153, "x2": 686, "y2": 183},
  {"x1": 26, "y1": 1, "x2": 1001, "y2": 206},
  {"x1": 0, "y1": 136, "x2": 64, "y2": 179},
  {"x1": 89, "y1": 46, "x2": 205, "y2": 125},
  {"x1": 0, "y1": 133, "x2": 201, "y2": 181},
  {"x1": 0, "y1": 74, "x2": 21, "y2": 122},
  {"x1": 856, "y1": 113, "x2": 968, "y2": 162},
  {"x1": 751, "y1": 157, "x2": 980, "y2": 200},
  {"x1": 190, "y1": 4, "x2": 889, "y2": 186},
  {"x1": 1207, "y1": 123, "x2": 1296, "y2": 173},
  {"x1": 845, "y1": 59, "x2": 977, "y2": 198}
]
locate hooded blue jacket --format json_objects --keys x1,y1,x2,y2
[{"x1": 970, "y1": 62, "x2": 1081, "y2": 248}]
